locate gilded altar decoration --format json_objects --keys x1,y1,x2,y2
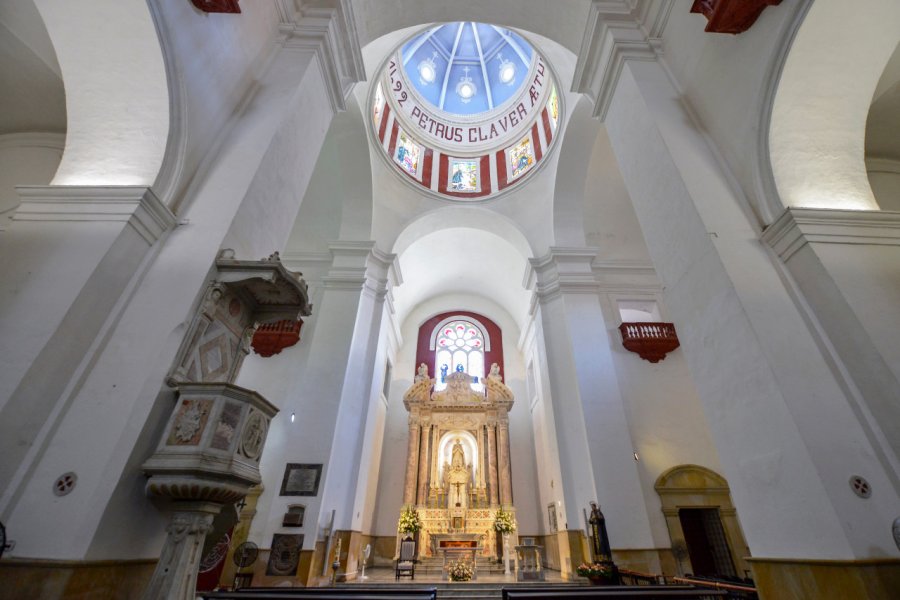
[{"x1": 399, "y1": 365, "x2": 516, "y2": 559}]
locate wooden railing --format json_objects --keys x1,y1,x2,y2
[
  {"x1": 618, "y1": 322, "x2": 680, "y2": 363},
  {"x1": 618, "y1": 569, "x2": 758, "y2": 599}
]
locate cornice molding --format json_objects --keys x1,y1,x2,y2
[
  {"x1": 572, "y1": 0, "x2": 675, "y2": 121},
  {"x1": 0, "y1": 132, "x2": 65, "y2": 151},
  {"x1": 762, "y1": 207, "x2": 900, "y2": 261},
  {"x1": 13, "y1": 185, "x2": 176, "y2": 244},
  {"x1": 280, "y1": 0, "x2": 364, "y2": 113},
  {"x1": 525, "y1": 247, "x2": 603, "y2": 303}
]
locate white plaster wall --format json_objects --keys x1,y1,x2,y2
[
  {"x1": 0, "y1": 133, "x2": 63, "y2": 223},
  {"x1": 659, "y1": 2, "x2": 802, "y2": 222},
  {"x1": 150, "y1": 0, "x2": 282, "y2": 206},
  {"x1": 33, "y1": 0, "x2": 168, "y2": 186},
  {"x1": 598, "y1": 290, "x2": 724, "y2": 549}
]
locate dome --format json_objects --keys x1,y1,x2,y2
[
  {"x1": 400, "y1": 22, "x2": 534, "y2": 117},
  {"x1": 372, "y1": 23, "x2": 561, "y2": 201}
]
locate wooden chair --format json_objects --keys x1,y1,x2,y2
[{"x1": 395, "y1": 536, "x2": 417, "y2": 580}]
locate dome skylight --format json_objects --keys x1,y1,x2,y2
[{"x1": 372, "y1": 23, "x2": 561, "y2": 201}]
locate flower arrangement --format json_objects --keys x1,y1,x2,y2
[
  {"x1": 448, "y1": 559, "x2": 474, "y2": 582},
  {"x1": 397, "y1": 505, "x2": 422, "y2": 534},
  {"x1": 575, "y1": 562, "x2": 613, "y2": 578},
  {"x1": 493, "y1": 507, "x2": 516, "y2": 534}
]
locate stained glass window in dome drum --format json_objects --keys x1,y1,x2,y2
[
  {"x1": 434, "y1": 320, "x2": 485, "y2": 392},
  {"x1": 548, "y1": 85, "x2": 559, "y2": 129},
  {"x1": 507, "y1": 134, "x2": 535, "y2": 180},
  {"x1": 394, "y1": 129, "x2": 422, "y2": 178},
  {"x1": 449, "y1": 159, "x2": 480, "y2": 192}
]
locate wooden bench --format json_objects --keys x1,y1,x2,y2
[
  {"x1": 201, "y1": 587, "x2": 437, "y2": 600},
  {"x1": 502, "y1": 586, "x2": 727, "y2": 600}
]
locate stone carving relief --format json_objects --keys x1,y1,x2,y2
[
  {"x1": 432, "y1": 370, "x2": 481, "y2": 403},
  {"x1": 168, "y1": 399, "x2": 213, "y2": 446},
  {"x1": 484, "y1": 363, "x2": 513, "y2": 402},
  {"x1": 240, "y1": 410, "x2": 267, "y2": 461}
]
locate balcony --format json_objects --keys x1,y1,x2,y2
[{"x1": 618, "y1": 322, "x2": 680, "y2": 363}]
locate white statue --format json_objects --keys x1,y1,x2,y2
[
  {"x1": 446, "y1": 439, "x2": 470, "y2": 510},
  {"x1": 415, "y1": 362, "x2": 429, "y2": 382},
  {"x1": 403, "y1": 363, "x2": 434, "y2": 403},
  {"x1": 484, "y1": 363, "x2": 513, "y2": 401},
  {"x1": 487, "y1": 362, "x2": 501, "y2": 381}
]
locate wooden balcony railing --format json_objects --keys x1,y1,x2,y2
[
  {"x1": 251, "y1": 319, "x2": 303, "y2": 357},
  {"x1": 618, "y1": 322, "x2": 680, "y2": 363}
]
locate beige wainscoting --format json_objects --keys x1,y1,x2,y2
[
  {"x1": 750, "y1": 557, "x2": 900, "y2": 600},
  {"x1": 0, "y1": 557, "x2": 156, "y2": 599}
]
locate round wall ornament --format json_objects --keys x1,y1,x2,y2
[
  {"x1": 240, "y1": 411, "x2": 267, "y2": 460},
  {"x1": 849, "y1": 475, "x2": 871, "y2": 499},
  {"x1": 53, "y1": 472, "x2": 77, "y2": 497}
]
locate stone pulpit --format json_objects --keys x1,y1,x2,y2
[{"x1": 400, "y1": 363, "x2": 515, "y2": 558}]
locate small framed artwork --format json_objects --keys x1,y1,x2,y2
[
  {"x1": 279, "y1": 463, "x2": 322, "y2": 496},
  {"x1": 548, "y1": 503, "x2": 558, "y2": 533}
]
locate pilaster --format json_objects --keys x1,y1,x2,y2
[{"x1": 525, "y1": 247, "x2": 656, "y2": 568}]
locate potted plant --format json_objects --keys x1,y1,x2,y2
[
  {"x1": 493, "y1": 507, "x2": 517, "y2": 574},
  {"x1": 448, "y1": 559, "x2": 474, "y2": 582},
  {"x1": 576, "y1": 562, "x2": 614, "y2": 585}
]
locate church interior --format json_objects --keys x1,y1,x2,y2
[{"x1": 0, "y1": 1, "x2": 899, "y2": 599}]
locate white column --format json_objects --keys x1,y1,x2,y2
[
  {"x1": 598, "y1": 50, "x2": 900, "y2": 560},
  {"x1": 525, "y1": 249, "x2": 655, "y2": 550}
]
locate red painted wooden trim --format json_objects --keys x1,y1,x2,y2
[
  {"x1": 690, "y1": 0, "x2": 782, "y2": 34},
  {"x1": 252, "y1": 320, "x2": 303, "y2": 357},
  {"x1": 496, "y1": 149, "x2": 509, "y2": 191},
  {"x1": 387, "y1": 121, "x2": 399, "y2": 159},
  {"x1": 416, "y1": 311, "x2": 504, "y2": 382},
  {"x1": 422, "y1": 148, "x2": 434, "y2": 189},
  {"x1": 378, "y1": 104, "x2": 391, "y2": 143},
  {"x1": 191, "y1": 0, "x2": 241, "y2": 13},
  {"x1": 541, "y1": 107, "x2": 553, "y2": 146},
  {"x1": 532, "y1": 123, "x2": 543, "y2": 162}
]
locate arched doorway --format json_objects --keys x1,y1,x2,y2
[{"x1": 655, "y1": 465, "x2": 751, "y2": 580}]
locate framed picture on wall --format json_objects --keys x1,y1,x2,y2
[
  {"x1": 279, "y1": 463, "x2": 322, "y2": 496},
  {"x1": 548, "y1": 503, "x2": 558, "y2": 533}
]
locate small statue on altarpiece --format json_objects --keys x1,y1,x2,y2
[{"x1": 589, "y1": 502, "x2": 613, "y2": 562}]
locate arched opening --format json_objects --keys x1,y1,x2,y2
[
  {"x1": 655, "y1": 465, "x2": 751, "y2": 581},
  {"x1": 865, "y1": 41, "x2": 900, "y2": 211},
  {"x1": 769, "y1": 0, "x2": 900, "y2": 211}
]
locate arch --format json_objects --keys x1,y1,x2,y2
[
  {"x1": 552, "y1": 95, "x2": 600, "y2": 247},
  {"x1": 769, "y1": 0, "x2": 900, "y2": 211},
  {"x1": 33, "y1": 0, "x2": 170, "y2": 186},
  {"x1": 654, "y1": 465, "x2": 750, "y2": 578},
  {"x1": 352, "y1": 0, "x2": 591, "y2": 55}
]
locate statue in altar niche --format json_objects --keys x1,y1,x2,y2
[{"x1": 443, "y1": 439, "x2": 473, "y2": 509}]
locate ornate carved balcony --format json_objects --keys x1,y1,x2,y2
[
  {"x1": 191, "y1": 0, "x2": 241, "y2": 13},
  {"x1": 691, "y1": 0, "x2": 782, "y2": 34},
  {"x1": 252, "y1": 319, "x2": 303, "y2": 357},
  {"x1": 619, "y1": 322, "x2": 680, "y2": 363}
]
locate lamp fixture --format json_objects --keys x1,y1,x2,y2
[
  {"x1": 418, "y1": 52, "x2": 438, "y2": 85},
  {"x1": 456, "y1": 66, "x2": 477, "y2": 103},
  {"x1": 497, "y1": 53, "x2": 516, "y2": 85}
]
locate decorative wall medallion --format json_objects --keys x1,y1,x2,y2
[
  {"x1": 53, "y1": 472, "x2": 77, "y2": 497},
  {"x1": 849, "y1": 475, "x2": 872, "y2": 498},
  {"x1": 168, "y1": 398, "x2": 213, "y2": 446},
  {"x1": 239, "y1": 410, "x2": 267, "y2": 460},
  {"x1": 266, "y1": 534, "x2": 303, "y2": 576}
]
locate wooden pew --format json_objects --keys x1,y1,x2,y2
[
  {"x1": 201, "y1": 587, "x2": 437, "y2": 600},
  {"x1": 502, "y1": 586, "x2": 727, "y2": 600}
]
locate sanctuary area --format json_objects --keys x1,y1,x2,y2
[{"x1": 0, "y1": 1, "x2": 899, "y2": 599}]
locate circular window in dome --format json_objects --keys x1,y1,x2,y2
[{"x1": 370, "y1": 22, "x2": 562, "y2": 201}]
